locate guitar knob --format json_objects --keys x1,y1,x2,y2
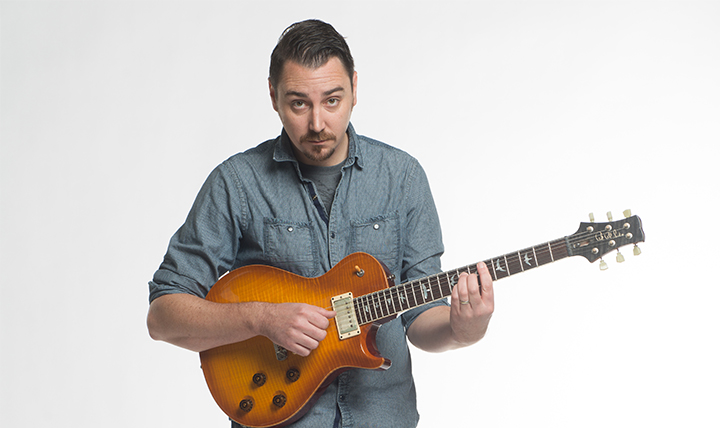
[
  {"x1": 286, "y1": 368, "x2": 300, "y2": 382},
  {"x1": 273, "y1": 394, "x2": 287, "y2": 408},
  {"x1": 239, "y1": 398, "x2": 254, "y2": 412},
  {"x1": 252, "y1": 372, "x2": 267, "y2": 386}
]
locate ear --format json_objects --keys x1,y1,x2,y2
[
  {"x1": 269, "y1": 79, "x2": 279, "y2": 112},
  {"x1": 352, "y1": 71, "x2": 358, "y2": 107}
]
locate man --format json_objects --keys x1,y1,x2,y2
[{"x1": 147, "y1": 19, "x2": 494, "y2": 428}]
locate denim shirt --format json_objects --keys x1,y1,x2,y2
[{"x1": 149, "y1": 123, "x2": 447, "y2": 428}]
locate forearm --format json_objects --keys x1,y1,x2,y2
[{"x1": 147, "y1": 293, "x2": 267, "y2": 352}]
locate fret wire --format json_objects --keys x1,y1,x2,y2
[
  {"x1": 382, "y1": 288, "x2": 390, "y2": 316},
  {"x1": 358, "y1": 295, "x2": 368, "y2": 324},
  {"x1": 547, "y1": 242, "x2": 555, "y2": 262},
  {"x1": 389, "y1": 287, "x2": 398, "y2": 314},
  {"x1": 426, "y1": 277, "x2": 435, "y2": 301},
  {"x1": 402, "y1": 282, "x2": 410, "y2": 310},
  {"x1": 372, "y1": 293, "x2": 379, "y2": 321},
  {"x1": 377, "y1": 290, "x2": 385, "y2": 318},
  {"x1": 410, "y1": 281, "x2": 420, "y2": 308}
]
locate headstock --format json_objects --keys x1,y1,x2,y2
[{"x1": 568, "y1": 209, "x2": 645, "y2": 269}]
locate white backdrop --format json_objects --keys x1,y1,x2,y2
[{"x1": 2, "y1": 1, "x2": 719, "y2": 427}]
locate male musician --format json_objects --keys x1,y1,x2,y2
[{"x1": 147, "y1": 19, "x2": 494, "y2": 427}]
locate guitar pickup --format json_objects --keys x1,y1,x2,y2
[{"x1": 331, "y1": 292, "x2": 360, "y2": 340}]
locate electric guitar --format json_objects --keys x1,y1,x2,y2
[{"x1": 200, "y1": 211, "x2": 645, "y2": 427}]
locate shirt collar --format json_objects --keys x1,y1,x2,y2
[{"x1": 272, "y1": 122, "x2": 364, "y2": 169}]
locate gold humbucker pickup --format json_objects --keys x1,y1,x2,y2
[{"x1": 331, "y1": 292, "x2": 361, "y2": 340}]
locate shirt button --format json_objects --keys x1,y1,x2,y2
[
  {"x1": 330, "y1": 231, "x2": 336, "y2": 239},
  {"x1": 373, "y1": 223, "x2": 380, "y2": 230},
  {"x1": 287, "y1": 226, "x2": 294, "y2": 232},
  {"x1": 339, "y1": 395, "x2": 345, "y2": 402}
]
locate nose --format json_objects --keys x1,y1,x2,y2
[{"x1": 309, "y1": 107, "x2": 325, "y2": 134}]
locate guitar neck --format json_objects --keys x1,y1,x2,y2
[{"x1": 353, "y1": 237, "x2": 569, "y2": 326}]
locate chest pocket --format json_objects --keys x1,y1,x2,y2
[
  {"x1": 263, "y1": 218, "x2": 321, "y2": 277},
  {"x1": 350, "y1": 211, "x2": 401, "y2": 273}
]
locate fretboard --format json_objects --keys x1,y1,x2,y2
[{"x1": 353, "y1": 237, "x2": 569, "y2": 326}]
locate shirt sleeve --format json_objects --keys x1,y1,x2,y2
[
  {"x1": 398, "y1": 159, "x2": 449, "y2": 329},
  {"x1": 148, "y1": 161, "x2": 245, "y2": 303}
]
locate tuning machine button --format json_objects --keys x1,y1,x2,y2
[
  {"x1": 633, "y1": 245, "x2": 642, "y2": 256},
  {"x1": 599, "y1": 258, "x2": 608, "y2": 271},
  {"x1": 616, "y1": 251, "x2": 625, "y2": 263}
]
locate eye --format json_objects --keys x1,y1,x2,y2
[{"x1": 326, "y1": 98, "x2": 340, "y2": 107}]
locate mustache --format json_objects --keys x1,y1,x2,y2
[{"x1": 300, "y1": 130, "x2": 336, "y2": 143}]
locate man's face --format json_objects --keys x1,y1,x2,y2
[{"x1": 270, "y1": 57, "x2": 357, "y2": 166}]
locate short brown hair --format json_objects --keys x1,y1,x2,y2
[{"x1": 269, "y1": 20, "x2": 355, "y2": 92}]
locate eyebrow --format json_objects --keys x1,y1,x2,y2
[{"x1": 285, "y1": 86, "x2": 346, "y2": 98}]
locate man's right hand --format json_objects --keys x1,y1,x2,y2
[{"x1": 257, "y1": 303, "x2": 336, "y2": 356}]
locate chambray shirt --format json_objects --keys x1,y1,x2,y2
[{"x1": 149, "y1": 123, "x2": 447, "y2": 428}]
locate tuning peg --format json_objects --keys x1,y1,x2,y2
[
  {"x1": 607, "y1": 211, "x2": 613, "y2": 221},
  {"x1": 589, "y1": 213, "x2": 595, "y2": 222},
  {"x1": 633, "y1": 245, "x2": 642, "y2": 256},
  {"x1": 599, "y1": 258, "x2": 608, "y2": 271},
  {"x1": 623, "y1": 209, "x2": 632, "y2": 218},
  {"x1": 616, "y1": 250, "x2": 625, "y2": 263}
]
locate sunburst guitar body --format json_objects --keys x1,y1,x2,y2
[{"x1": 200, "y1": 252, "x2": 393, "y2": 428}]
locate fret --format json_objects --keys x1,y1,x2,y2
[
  {"x1": 505, "y1": 253, "x2": 523, "y2": 275},
  {"x1": 359, "y1": 295, "x2": 370, "y2": 323},
  {"x1": 410, "y1": 281, "x2": 422, "y2": 306},
  {"x1": 374, "y1": 291, "x2": 385, "y2": 318},
  {"x1": 382, "y1": 288, "x2": 392, "y2": 315},
  {"x1": 517, "y1": 251, "x2": 525, "y2": 272},
  {"x1": 388, "y1": 287, "x2": 398, "y2": 314},
  {"x1": 548, "y1": 242, "x2": 555, "y2": 262},
  {"x1": 399, "y1": 283, "x2": 409, "y2": 310},
  {"x1": 424, "y1": 277, "x2": 435, "y2": 301},
  {"x1": 369, "y1": 292, "x2": 380, "y2": 321},
  {"x1": 492, "y1": 257, "x2": 510, "y2": 279},
  {"x1": 532, "y1": 247, "x2": 539, "y2": 267},
  {"x1": 536, "y1": 243, "x2": 554, "y2": 266},
  {"x1": 436, "y1": 273, "x2": 451, "y2": 297},
  {"x1": 411, "y1": 281, "x2": 422, "y2": 307}
]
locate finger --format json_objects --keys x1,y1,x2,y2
[
  {"x1": 477, "y1": 262, "x2": 494, "y2": 302},
  {"x1": 307, "y1": 308, "x2": 335, "y2": 329},
  {"x1": 455, "y1": 272, "x2": 471, "y2": 307}
]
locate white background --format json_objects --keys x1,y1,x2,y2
[{"x1": 2, "y1": 1, "x2": 719, "y2": 427}]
